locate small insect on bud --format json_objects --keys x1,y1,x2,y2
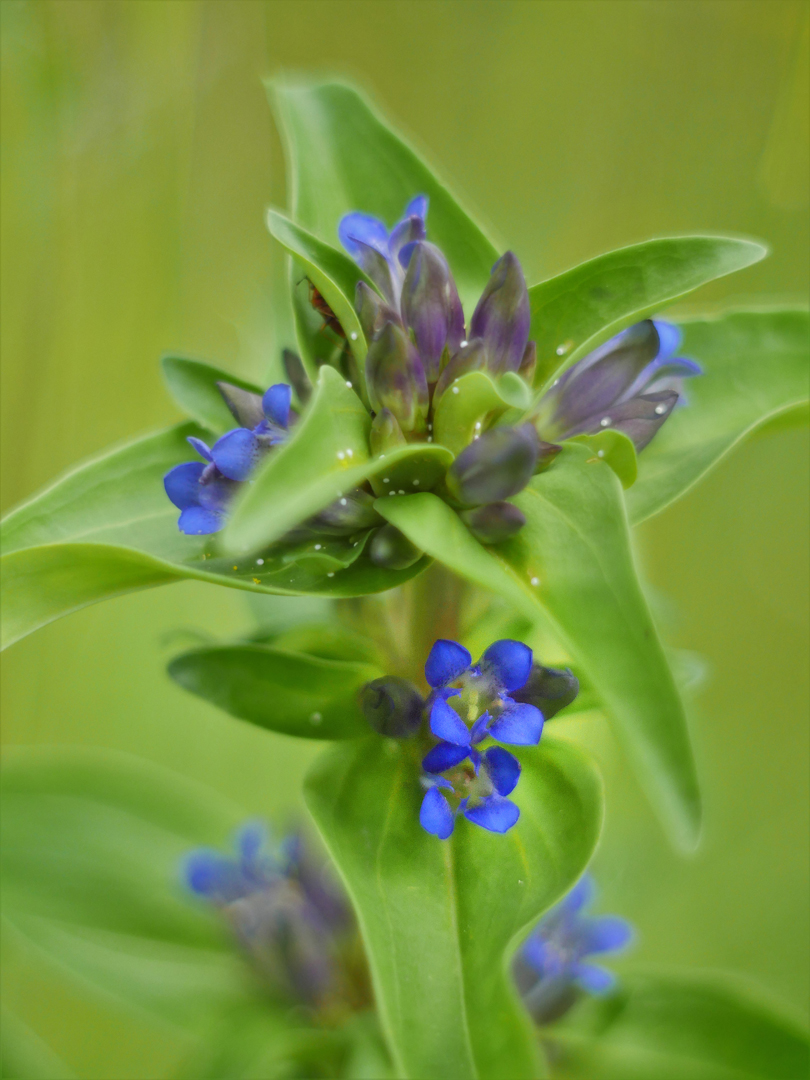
[
  {"x1": 460, "y1": 501, "x2": 527, "y2": 544},
  {"x1": 510, "y1": 664, "x2": 580, "y2": 719},
  {"x1": 361, "y1": 676, "x2": 425, "y2": 738},
  {"x1": 368, "y1": 523, "x2": 423, "y2": 570}
]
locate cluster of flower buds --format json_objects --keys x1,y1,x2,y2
[
  {"x1": 513, "y1": 875, "x2": 633, "y2": 1024},
  {"x1": 184, "y1": 822, "x2": 361, "y2": 1009},
  {"x1": 360, "y1": 637, "x2": 580, "y2": 839}
]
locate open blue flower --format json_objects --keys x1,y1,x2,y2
[
  {"x1": 164, "y1": 382, "x2": 292, "y2": 535},
  {"x1": 514, "y1": 875, "x2": 634, "y2": 1023},
  {"x1": 339, "y1": 195, "x2": 428, "y2": 306}
]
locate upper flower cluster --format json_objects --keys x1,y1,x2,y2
[
  {"x1": 513, "y1": 875, "x2": 633, "y2": 1023},
  {"x1": 184, "y1": 821, "x2": 354, "y2": 1007}
]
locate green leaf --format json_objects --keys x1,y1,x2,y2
[
  {"x1": 433, "y1": 371, "x2": 510, "y2": 456},
  {"x1": 0, "y1": 1009, "x2": 77, "y2": 1080},
  {"x1": 376, "y1": 447, "x2": 700, "y2": 849},
  {"x1": 528, "y1": 237, "x2": 768, "y2": 389},
  {"x1": 628, "y1": 309, "x2": 810, "y2": 523},
  {"x1": 270, "y1": 79, "x2": 499, "y2": 312},
  {"x1": 570, "y1": 431, "x2": 638, "y2": 490},
  {"x1": 549, "y1": 970, "x2": 810, "y2": 1080},
  {"x1": 266, "y1": 209, "x2": 372, "y2": 369},
  {"x1": 224, "y1": 365, "x2": 452, "y2": 554},
  {"x1": 305, "y1": 735, "x2": 603, "y2": 1080},
  {"x1": 0, "y1": 418, "x2": 429, "y2": 649},
  {"x1": 161, "y1": 356, "x2": 264, "y2": 435},
  {"x1": 0, "y1": 748, "x2": 252, "y2": 1029},
  {"x1": 168, "y1": 644, "x2": 380, "y2": 740}
]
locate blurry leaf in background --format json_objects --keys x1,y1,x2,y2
[{"x1": 0, "y1": 1007, "x2": 77, "y2": 1080}]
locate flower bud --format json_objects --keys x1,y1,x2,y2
[
  {"x1": 282, "y1": 349, "x2": 312, "y2": 405},
  {"x1": 365, "y1": 322, "x2": 429, "y2": 433},
  {"x1": 518, "y1": 340, "x2": 537, "y2": 385},
  {"x1": 400, "y1": 241, "x2": 465, "y2": 381},
  {"x1": 217, "y1": 381, "x2": 265, "y2": 430},
  {"x1": 534, "y1": 439, "x2": 562, "y2": 474},
  {"x1": 446, "y1": 423, "x2": 540, "y2": 506},
  {"x1": 370, "y1": 408, "x2": 407, "y2": 456},
  {"x1": 460, "y1": 501, "x2": 526, "y2": 543},
  {"x1": 355, "y1": 281, "x2": 401, "y2": 342},
  {"x1": 510, "y1": 664, "x2": 579, "y2": 719},
  {"x1": 368, "y1": 523, "x2": 423, "y2": 569},
  {"x1": 469, "y1": 252, "x2": 531, "y2": 375},
  {"x1": 360, "y1": 676, "x2": 425, "y2": 738},
  {"x1": 433, "y1": 338, "x2": 488, "y2": 400},
  {"x1": 309, "y1": 490, "x2": 382, "y2": 536}
]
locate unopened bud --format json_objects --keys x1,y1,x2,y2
[
  {"x1": 217, "y1": 381, "x2": 265, "y2": 430},
  {"x1": 469, "y1": 252, "x2": 531, "y2": 375},
  {"x1": 434, "y1": 338, "x2": 488, "y2": 400},
  {"x1": 355, "y1": 281, "x2": 401, "y2": 342},
  {"x1": 365, "y1": 322, "x2": 429, "y2": 433},
  {"x1": 282, "y1": 350, "x2": 312, "y2": 405},
  {"x1": 370, "y1": 408, "x2": 407, "y2": 456},
  {"x1": 400, "y1": 241, "x2": 465, "y2": 381},
  {"x1": 510, "y1": 664, "x2": 579, "y2": 719},
  {"x1": 368, "y1": 523, "x2": 423, "y2": 570},
  {"x1": 518, "y1": 340, "x2": 537, "y2": 385},
  {"x1": 446, "y1": 424, "x2": 539, "y2": 506},
  {"x1": 361, "y1": 676, "x2": 424, "y2": 738},
  {"x1": 534, "y1": 439, "x2": 562, "y2": 474},
  {"x1": 310, "y1": 490, "x2": 382, "y2": 536},
  {"x1": 460, "y1": 501, "x2": 526, "y2": 544}
]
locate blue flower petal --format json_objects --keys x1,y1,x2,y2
[
  {"x1": 389, "y1": 215, "x2": 426, "y2": 263},
  {"x1": 488, "y1": 700, "x2": 544, "y2": 745},
  {"x1": 430, "y1": 695, "x2": 471, "y2": 746},
  {"x1": 484, "y1": 746, "x2": 521, "y2": 796},
  {"x1": 405, "y1": 194, "x2": 428, "y2": 221},
  {"x1": 561, "y1": 874, "x2": 594, "y2": 914},
  {"x1": 481, "y1": 639, "x2": 533, "y2": 691},
  {"x1": 462, "y1": 794, "x2": 520, "y2": 833},
  {"x1": 425, "y1": 639, "x2": 472, "y2": 687},
  {"x1": 422, "y1": 741, "x2": 469, "y2": 773},
  {"x1": 338, "y1": 212, "x2": 389, "y2": 258},
  {"x1": 420, "y1": 787, "x2": 455, "y2": 839},
  {"x1": 652, "y1": 319, "x2": 682, "y2": 361},
  {"x1": 196, "y1": 473, "x2": 237, "y2": 514},
  {"x1": 582, "y1": 915, "x2": 634, "y2": 955},
  {"x1": 178, "y1": 505, "x2": 227, "y2": 535},
  {"x1": 236, "y1": 821, "x2": 265, "y2": 864},
  {"x1": 574, "y1": 962, "x2": 616, "y2": 995},
  {"x1": 521, "y1": 933, "x2": 550, "y2": 974},
  {"x1": 469, "y1": 711, "x2": 491, "y2": 745},
  {"x1": 184, "y1": 849, "x2": 235, "y2": 898},
  {"x1": 262, "y1": 384, "x2": 292, "y2": 428},
  {"x1": 164, "y1": 462, "x2": 205, "y2": 510},
  {"x1": 186, "y1": 436, "x2": 213, "y2": 462},
  {"x1": 211, "y1": 428, "x2": 261, "y2": 481}
]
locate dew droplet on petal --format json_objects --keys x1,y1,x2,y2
[
  {"x1": 655, "y1": 403, "x2": 667, "y2": 415},
  {"x1": 600, "y1": 417, "x2": 611, "y2": 427},
  {"x1": 460, "y1": 339, "x2": 468, "y2": 347}
]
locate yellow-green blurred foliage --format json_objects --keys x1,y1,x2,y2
[{"x1": 2, "y1": 2, "x2": 808, "y2": 1076}]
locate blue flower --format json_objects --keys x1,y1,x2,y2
[
  {"x1": 532, "y1": 319, "x2": 701, "y2": 451},
  {"x1": 164, "y1": 382, "x2": 292, "y2": 535},
  {"x1": 515, "y1": 875, "x2": 634, "y2": 1023},
  {"x1": 418, "y1": 638, "x2": 545, "y2": 839},
  {"x1": 339, "y1": 195, "x2": 429, "y2": 307}
]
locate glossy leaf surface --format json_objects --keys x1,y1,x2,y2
[
  {"x1": 433, "y1": 371, "x2": 510, "y2": 456},
  {"x1": 550, "y1": 970, "x2": 810, "y2": 1080},
  {"x1": 628, "y1": 309, "x2": 810, "y2": 523},
  {"x1": 168, "y1": 644, "x2": 380, "y2": 739},
  {"x1": 528, "y1": 237, "x2": 767, "y2": 389},
  {"x1": 270, "y1": 79, "x2": 498, "y2": 312},
  {"x1": 306, "y1": 735, "x2": 603, "y2": 1080}
]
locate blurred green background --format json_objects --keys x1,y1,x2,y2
[{"x1": 1, "y1": 1, "x2": 808, "y2": 1076}]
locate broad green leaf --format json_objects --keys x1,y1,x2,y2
[
  {"x1": 270, "y1": 79, "x2": 499, "y2": 312},
  {"x1": 570, "y1": 431, "x2": 638, "y2": 489},
  {"x1": 529, "y1": 236, "x2": 767, "y2": 389},
  {"x1": 0, "y1": 748, "x2": 252, "y2": 1029},
  {"x1": 266, "y1": 209, "x2": 371, "y2": 369},
  {"x1": 0, "y1": 1009, "x2": 77, "y2": 1080},
  {"x1": 628, "y1": 309, "x2": 810, "y2": 523},
  {"x1": 549, "y1": 970, "x2": 810, "y2": 1080},
  {"x1": 224, "y1": 365, "x2": 452, "y2": 554},
  {"x1": 168, "y1": 644, "x2": 380, "y2": 740},
  {"x1": 377, "y1": 447, "x2": 700, "y2": 848},
  {"x1": 161, "y1": 356, "x2": 264, "y2": 435},
  {"x1": 305, "y1": 735, "x2": 603, "y2": 1080},
  {"x1": 0, "y1": 418, "x2": 429, "y2": 649},
  {"x1": 433, "y1": 371, "x2": 510, "y2": 456}
]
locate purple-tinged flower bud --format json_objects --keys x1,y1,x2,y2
[
  {"x1": 282, "y1": 349, "x2": 312, "y2": 405},
  {"x1": 400, "y1": 241, "x2": 465, "y2": 381},
  {"x1": 534, "y1": 439, "x2": 563, "y2": 474},
  {"x1": 446, "y1": 423, "x2": 540, "y2": 506},
  {"x1": 355, "y1": 281, "x2": 402, "y2": 342},
  {"x1": 511, "y1": 664, "x2": 579, "y2": 719},
  {"x1": 519, "y1": 340, "x2": 537, "y2": 385},
  {"x1": 469, "y1": 252, "x2": 531, "y2": 375},
  {"x1": 217, "y1": 381, "x2": 266, "y2": 430},
  {"x1": 365, "y1": 322, "x2": 429, "y2": 433},
  {"x1": 370, "y1": 408, "x2": 407, "y2": 456},
  {"x1": 460, "y1": 501, "x2": 526, "y2": 544},
  {"x1": 361, "y1": 676, "x2": 424, "y2": 738},
  {"x1": 434, "y1": 338, "x2": 489, "y2": 400},
  {"x1": 368, "y1": 523, "x2": 423, "y2": 569},
  {"x1": 308, "y1": 489, "x2": 382, "y2": 536}
]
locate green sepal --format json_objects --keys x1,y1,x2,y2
[
  {"x1": 305, "y1": 735, "x2": 603, "y2": 1080},
  {"x1": 433, "y1": 370, "x2": 510, "y2": 456},
  {"x1": 570, "y1": 430, "x2": 638, "y2": 489},
  {"x1": 168, "y1": 644, "x2": 380, "y2": 740},
  {"x1": 161, "y1": 356, "x2": 264, "y2": 435}
]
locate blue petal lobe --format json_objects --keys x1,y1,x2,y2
[
  {"x1": 652, "y1": 319, "x2": 682, "y2": 361},
  {"x1": 469, "y1": 711, "x2": 491, "y2": 745},
  {"x1": 462, "y1": 794, "x2": 520, "y2": 833},
  {"x1": 423, "y1": 741, "x2": 469, "y2": 773},
  {"x1": 425, "y1": 639, "x2": 471, "y2": 686},
  {"x1": 338, "y1": 212, "x2": 389, "y2": 258},
  {"x1": 481, "y1": 639, "x2": 533, "y2": 691},
  {"x1": 178, "y1": 505, "x2": 227, "y2": 535},
  {"x1": 420, "y1": 787, "x2": 455, "y2": 839},
  {"x1": 582, "y1": 915, "x2": 634, "y2": 954},
  {"x1": 574, "y1": 962, "x2": 616, "y2": 995},
  {"x1": 164, "y1": 462, "x2": 205, "y2": 509},
  {"x1": 429, "y1": 696, "x2": 471, "y2": 746},
  {"x1": 262, "y1": 384, "x2": 292, "y2": 428},
  {"x1": 236, "y1": 821, "x2": 265, "y2": 864},
  {"x1": 405, "y1": 194, "x2": 428, "y2": 221},
  {"x1": 484, "y1": 746, "x2": 521, "y2": 796},
  {"x1": 186, "y1": 436, "x2": 213, "y2": 462},
  {"x1": 184, "y1": 849, "x2": 231, "y2": 897},
  {"x1": 562, "y1": 874, "x2": 594, "y2": 914},
  {"x1": 488, "y1": 700, "x2": 544, "y2": 745},
  {"x1": 211, "y1": 428, "x2": 261, "y2": 481}
]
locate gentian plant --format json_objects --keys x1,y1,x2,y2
[{"x1": 1, "y1": 78, "x2": 808, "y2": 1080}]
